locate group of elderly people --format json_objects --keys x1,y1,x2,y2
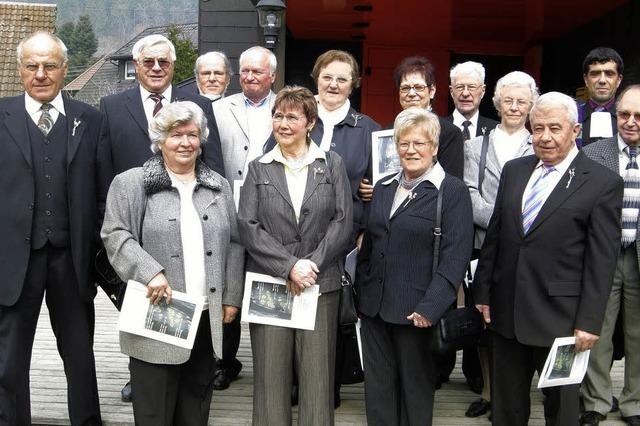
[{"x1": 97, "y1": 42, "x2": 564, "y2": 426}]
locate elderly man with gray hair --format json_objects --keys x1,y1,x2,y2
[
  {"x1": 194, "y1": 51, "x2": 233, "y2": 101},
  {"x1": 473, "y1": 91, "x2": 623, "y2": 425},
  {"x1": 447, "y1": 61, "x2": 498, "y2": 141}
]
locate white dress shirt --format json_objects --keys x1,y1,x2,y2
[
  {"x1": 140, "y1": 85, "x2": 172, "y2": 124},
  {"x1": 452, "y1": 109, "x2": 479, "y2": 135},
  {"x1": 25, "y1": 92, "x2": 65, "y2": 125}
]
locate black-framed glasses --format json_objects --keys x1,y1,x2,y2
[{"x1": 399, "y1": 84, "x2": 430, "y2": 94}]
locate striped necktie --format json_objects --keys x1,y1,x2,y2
[
  {"x1": 522, "y1": 165, "x2": 555, "y2": 234},
  {"x1": 37, "y1": 103, "x2": 54, "y2": 135},
  {"x1": 622, "y1": 146, "x2": 640, "y2": 247},
  {"x1": 149, "y1": 93, "x2": 164, "y2": 117}
]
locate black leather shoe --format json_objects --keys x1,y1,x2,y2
[
  {"x1": 466, "y1": 377, "x2": 484, "y2": 395},
  {"x1": 580, "y1": 411, "x2": 606, "y2": 425},
  {"x1": 465, "y1": 398, "x2": 490, "y2": 417},
  {"x1": 213, "y1": 369, "x2": 231, "y2": 390},
  {"x1": 611, "y1": 396, "x2": 619, "y2": 412},
  {"x1": 622, "y1": 415, "x2": 640, "y2": 426},
  {"x1": 121, "y1": 381, "x2": 132, "y2": 403},
  {"x1": 225, "y1": 359, "x2": 243, "y2": 381}
]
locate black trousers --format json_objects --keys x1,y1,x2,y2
[
  {"x1": 218, "y1": 311, "x2": 242, "y2": 374},
  {"x1": 0, "y1": 245, "x2": 101, "y2": 425},
  {"x1": 361, "y1": 315, "x2": 437, "y2": 426},
  {"x1": 129, "y1": 311, "x2": 217, "y2": 426},
  {"x1": 490, "y1": 331, "x2": 580, "y2": 426}
]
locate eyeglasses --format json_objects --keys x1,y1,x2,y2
[
  {"x1": 397, "y1": 140, "x2": 431, "y2": 151},
  {"x1": 141, "y1": 58, "x2": 172, "y2": 70},
  {"x1": 617, "y1": 110, "x2": 640, "y2": 123},
  {"x1": 399, "y1": 84, "x2": 430, "y2": 94},
  {"x1": 452, "y1": 84, "x2": 481, "y2": 93},
  {"x1": 273, "y1": 113, "x2": 303, "y2": 125},
  {"x1": 501, "y1": 98, "x2": 531, "y2": 108},
  {"x1": 319, "y1": 74, "x2": 352, "y2": 86},
  {"x1": 22, "y1": 62, "x2": 63, "y2": 73}
]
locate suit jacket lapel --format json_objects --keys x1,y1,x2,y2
[
  {"x1": 3, "y1": 96, "x2": 31, "y2": 167},
  {"x1": 381, "y1": 179, "x2": 398, "y2": 230},
  {"x1": 229, "y1": 97, "x2": 249, "y2": 142},
  {"x1": 301, "y1": 158, "x2": 326, "y2": 206},
  {"x1": 263, "y1": 161, "x2": 294, "y2": 210},
  {"x1": 390, "y1": 181, "x2": 434, "y2": 220},
  {"x1": 125, "y1": 87, "x2": 149, "y2": 137},
  {"x1": 64, "y1": 99, "x2": 86, "y2": 166},
  {"x1": 484, "y1": 139, "x2": 502, "y2": 181},
  {"x1": 512, "y1": 156, "x2": 538, "y2": 237},
  {"x1": 525, "y1": 153, "x2": 589, "y2": 235}
]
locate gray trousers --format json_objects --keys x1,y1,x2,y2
[
  {"x1": 250, "y1": 291, "x2": 339, "y2": 426},
  {"x1": 582, "y1": 244, "x2": 640, "y2": 417}
]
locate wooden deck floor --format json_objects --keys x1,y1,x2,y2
[{"x1": 30, "y1": 291, "x2": 627, "y2": 425}]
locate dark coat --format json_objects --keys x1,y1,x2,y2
[
  {"x1": 473, "y1": 152, "x2": 623, "y2": 346},
  {"x1": 0, "y1": 95, "x2": 106, "y2": 305},
  {"x1": 577, "y1": 101, "x2": 617, "y2": 148},
  {"x1": 355, "y1": 170, "x2": 474, "y2": 324},
  {"x1": 98, "y1": 85, "x2": 225, "y2": 186}
]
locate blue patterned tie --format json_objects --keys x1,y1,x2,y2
[
  {"x1": 522, "y1": 165, "x2": 555, "y2": 234},
  {"x1": 622, "y1": 146, "x2": 640, "y2": 247}
]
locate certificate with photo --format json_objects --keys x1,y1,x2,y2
[
  {"x1": 241, "y1": 272, "x2": 319, "y2": 330},
  {"x1": 118, "y1": 280, "x2": 204, "y2": 350},
  {"x1": 537, "y1": 336, "x2": 590, "y2": 388},
  {"x1": 371, "y1": 129, "x2": 400, "y2": 184}
]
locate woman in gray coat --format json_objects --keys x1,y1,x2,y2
[
  {"x1": 462, "y1": 71, "x2": 538, "y2": 418},
  {"x1": 101, "y1": 101, "x2": 244, "y2": 426}
]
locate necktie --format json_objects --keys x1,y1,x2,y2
[
  {"x1": 37, "y1": 103, "x2": 54, "y2": 136},
  {"x1": 462, "y1": 120, "x2": 472, "y2": 141},
  {"x1": 149, "y1": 93, "x2": 164, "y2": 117},
  {"x1": 622, "y1": 146, "x2": 640, "y2": 247},
  {"x1": 522, "y1": 165, "x2": 555, "y2": 234}
]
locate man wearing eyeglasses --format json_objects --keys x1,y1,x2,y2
[
  {"x1": 447, "y1": 61, "x2": 498, "y2": 141},
  {"x1": 98, "y1": 33, "x2": 225, "y2": 403},
  {"x1": 0, "y1": 31, "x2": 104, "y2": 425},
  {"x1": 211, "y1": 45, "x2": 277, "y2": 391},
  {"x1": 577, "y1": 47, "x2": 624, "y2": 148},
  {"x1": 99, "y1": 34, "x2": 225, "y2": 181},
  {"x1": 581, "y1": 85, "x2": 640, "y2": 426}
]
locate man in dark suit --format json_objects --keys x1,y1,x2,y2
[
  {"x1": 99, "y1": 34, "x2": 226, "y2": 401},
  {"x1": 580, "y1": 85, "x2": 640, "y2": 426},
  {"x1": 99, "y1": 34, "x2": 225, "y2": 181},
  {"x1": 473, "y1": 92, "x2": 623, "y2": 425},
  {"x1": 447, "y1": 61, "x2": 499, "y2": 141},
  {"x1": 0, "y1": 32, "x2": 103, "y2": 425},
  {"x1": 577, "y1": 47, "x2": 623, "y2": 148}
]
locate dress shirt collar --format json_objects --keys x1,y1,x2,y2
[
  {"x1": 588, "y1": 97, "x2": 616, "y2": 113},
  {"x1": 259, "y1": 140, "x2": 326, "y2": 167},
  {"x1": 243, "y1": 92, "x2": 272, "y2": 108},
  {"x1": 140, "y1": 85, "x2": 172, "y2": 104},
  {"x1": 382, "y1": 161, "x2": 445, "y2": 190},
  {"x1": 25, "y1": 91, "x2": 65, "y2": 116},
  {"x1": 534, "y1": 145, "x2": 580, "y2": 176},
  {"x1": 452, "y1": 109, "x2": 478, "y2": 130}
]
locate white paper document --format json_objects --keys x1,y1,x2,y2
[
  {"x1": 589, "y1": 111, "x2": 614, "y2": 138},
  {"x1": 241, "y1": 272, "x2": 319, "y2": 330},
  {"x1": 537, "y1": 336, "x2": 590, "y2": 388},
  {"x1": 118, "y1": 280, "x2": 204, "y2": 350}
]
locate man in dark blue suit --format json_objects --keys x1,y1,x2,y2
[
  {"x1": 0, "y1": 32, "x2": 103, "y2": 425},
  {"x1": 98, "y1": 34, "x2": 226, "y2": 402}
]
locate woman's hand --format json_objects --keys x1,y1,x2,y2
[
  {"x1": 146, "y1": 272, "x2": 172, "y2": 305},
  {"x1": 222, "y1": 305, "x2": 238, "y2": 324},
  {"x1": 407, "y1": 312, "x2": 432, "y2": 328},
  {"x1": 288, "y1": 259, "x2": 320, "y2": 294}
]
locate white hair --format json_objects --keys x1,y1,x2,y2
[
  {"x1": 149, "y1": 101, "x2": 209, "y2": 154},
  {"x1": 492, "y1": 71, "x2": 539, "y2": 111},
  {"x1": 194, "y1": 51, "x2": 233, "y2": 77},
  {"x1": 450, "y1": 61, "x2": 485, "y2": 84},
  {"x1": 17, "y1": 31, "x2": 68, "y2": 65},
  {"x1": 132, "y1": 34, "x2": 176, "y2": 62},
  {"x1": 239, "y1": 46, "x2": 277, "y2": 75},
  {"x1": 529, "y1": 92, "x2": 578, "y2": 125}
]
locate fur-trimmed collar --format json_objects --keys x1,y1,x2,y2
[{"x1": 143, "y1": 154, "x2": 222, "y2": 195}]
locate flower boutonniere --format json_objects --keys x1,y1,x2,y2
[{"x1": 313, "y1": 166, "x2": 325, "y2": 180}]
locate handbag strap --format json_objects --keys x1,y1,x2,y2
[
  {"x1": 477, "y1": 132, "x2": 490, "y2": 197},
  {"x1": 322, "y1": 150, "x2": 349, "y2": 286},
  {"x1": 432, "y1": 186, "x2": 443, "y2": 277}
]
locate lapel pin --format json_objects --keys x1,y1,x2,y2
[
  {"x1": 403, "y1": 191, "x2": 417, "y2": 208},
  {"x1": 481, "y1": 126, "x2": 487, "y2": 135},
  {"x1": 565, "y1": 168, "x2": 575, "y2": 189},
  {"x1": 72, "y1": 118, "x2": 81, "y2": 136},
  {"x1": 351, "y1": 113, "x2": 361, "y2": 126},
  {"x1": 313, "y1": 167, "x2": 325, "y2": 180}
]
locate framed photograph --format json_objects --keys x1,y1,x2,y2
[
  {"x1": 118, "y1": 280, "x2": 204, "y2": 349},
  {"x1": 241, "y1": 272, "x2": 319, "y2": 330},
  {"x1": 371, "y1": 129, "x2": 400, "y2": 184},
  {"x1": 538, "y1": 336, "x2": 591, "y2": 388}
]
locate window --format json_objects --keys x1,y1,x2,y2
[{"x1": 124, "y1": 60, "x2": 136, "y2": 80}]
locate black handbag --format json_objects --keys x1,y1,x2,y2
[
  {"x1": 339, "y1": 267, "x2": 358, "y2": 326},
  {"x1": 428, "y1": 187, "x2": 484, "y2": 355},
  {"x1": 95, "y1": 196, "x2": 147, "y2": 311}
]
